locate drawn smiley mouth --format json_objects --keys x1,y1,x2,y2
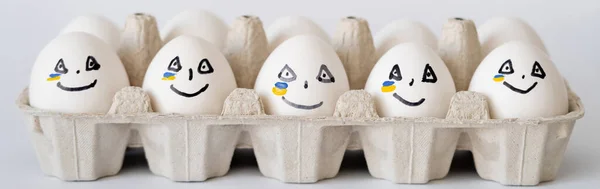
[
  {"x1": 170, "y1": 84, "x2": 209, "y2": 98},
  {"x1": 392, "y1": 93, "x2": 425, "y2": 107},
  {"x1": 281, "y1": 96, "x2": 323, "y2": 110},
  {"x1": 503, "y1": 81, "x2": 538, "y2": 94},
  {"x1": 57, "y1": 79, "x2": 97, "y2": 92}
]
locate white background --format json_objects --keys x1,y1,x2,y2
[{"x1": 1, "y1": 0, "x2": 599, "y2": 188}]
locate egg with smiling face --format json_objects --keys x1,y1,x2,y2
[
  {"x1": 365, "y1": 43, "x2": 456, "y2": 118},
  {"x1": 255, "y1": 35, "x2": 349, "y2": 116},
  {"x1": 143, "y1": 36, "x2": 237, "y2": 114},
  {"x1": 29, "y1": 32, "x2": 130, "y2": 113},
  {"x1": 469, "y1": 41, "x2": 568, "y2": 118}
]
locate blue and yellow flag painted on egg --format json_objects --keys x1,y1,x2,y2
[
  {"x1": 272, "y1": 82, "x2": 288, "y2": 96},
  {"x1": 381, "y1": 81, "x2": 396, "y2": 92},
  {"x1": 162, "y1": 72, "x2": 176, "y2": 80},
  {"x1": 493, "y1": 74, "x2": 504, "y2": 82},
  {"x1": 47, "y1": 73, "x2": 61, "y2": 81}
]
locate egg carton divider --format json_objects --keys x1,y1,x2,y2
[{"x1": 17, "y1": 13, "x2": 585, "y2": 186}]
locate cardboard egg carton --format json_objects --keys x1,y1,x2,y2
[{"x1": 17, "y1": 14, "x2": 584, "y2": 186}]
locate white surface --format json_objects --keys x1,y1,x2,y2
[{"x1": 1, "y1": 0, "x2": 599, "y2": 188}]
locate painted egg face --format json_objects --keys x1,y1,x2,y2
[
  {"x1": 60, "y1": 15, "x2": 121, "y2": 50},
  {"x1": 266, "y1": 16, "x2": 330, "y2": 53},
  {"x1": 143, "y1": 36, "x2": 237, "y2": 114},
  {"x1": 374, "y1": 20, "x2": 438, "y2": 60},
  {"x1": 365, "y1": 43, "x2": 456, "y2": 118},
  {"x1": 255, "y1": 35, "x2": 349, "y2": 116},
  {"x1": 29, "y1": 32, "x2": 130, "y2": 113},
  {"x1": 479, "y1": 17, "x2": 547, "y2": 57},
  {"x1": 161, "y1": 10, "x2": 229, "y2": 50},
  {"x1": 468, "y1": 41, "x2": 568, "y2": 118}
]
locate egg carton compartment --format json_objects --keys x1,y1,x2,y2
[
  {"x1": 17, "y1": 85, "x2": 583, "y2": 185},
  {"x1": 17, "y1": 13, "x2": 585, "y2": 186}
]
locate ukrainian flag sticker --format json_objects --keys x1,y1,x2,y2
[
  {"x1": 493, "y1": 74, "x2": 504, "y2": 82},
  {"x1": 162, "y1": 72, "x2": 176, "y2": 80},
  {"x1": 381, "y1": 81, "x2": 396, "y2": 92}
]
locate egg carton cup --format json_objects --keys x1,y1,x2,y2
[{"x1": 16, "y1": 14, "x2": 585, "y2": 186}]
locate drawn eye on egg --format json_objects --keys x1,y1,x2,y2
[
  {"x1": 531, "y1": 61, "x2": 546, "y2": 79},
  {"x1": 277, "y1": 64, "x2": 297, "y2": 82},
  {"x1": 167, "y1": 56, "x2": 182, "y2": 72},
  {"x1": 198, "y1": 58, "x2": 214, "y2": 74},
  {"x1": 495, "y1": 59, "x2": 546, "y2": 94},
  {"x1": 86, "y1": 56, "x2": 101, "y2": 71},
  {"x1": 388, "y1": 64, "x2": 402, "y2": 81},
  {"x1": 164, "y1": 56, "x2": 212, "y2": 98},
  {"x1": 48, "y1": 56, "x2": 101, "y2": 92},
  {"x1": 498, "y1": 59, "x2": 514, "y2": 74},
  {"x1": 422, "y1": 64, "x2": 437, "y2": 83},
  {"x1": 316, "y1": 64, "x2": 335, "y2": 83},
  {"x1": 54, "y1": 59, "x2": 68, "y2": 74}
]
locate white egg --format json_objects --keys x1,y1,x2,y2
[
  {"x1": 29, "y1": 32, "x2": 130, "y2": 113},
  {"x1": 365, "y1": 43, "x2": 456, "y2": 118},
  {"x1": 374, "y1": 20, "x2": 438, "y2": 60},
  {"x1": 255, "y1": 35, "x2": 349, "y2": 116},
  {"x1": 143, "y1": 36, "x2": 237, "y2": 114},
  {"x1": 468, "y1": 41, "x2": 567, "y2": 119},
  {"x1": 266, "y1": 16, "x2": 330, "y2": 52},
  {"x1": 161, "y1": 10, "x2": 229, "y2": 50},
  {"x1": 61, "y1": 15, "x2": 121, "y2": 50},
  {"x1": 479, "y1": 17, "x2": 547, "y2": 57}
]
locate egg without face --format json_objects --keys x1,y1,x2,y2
[
  {"x1": 374, "y1": 20, "x2": 438, "y2": 60},
  {"x1": 468, "y1": 41, "x2": 567, "y2": 119},
  {"x1": 255, "y1": 35, "x2": 349, "y2": 116},
  {"x1": 266, "y1": 16, "x2": 330, "y2": 52},
  {"x1": 143, "y1": 36, "x2": 237, "y2": 114},
  {"x1": 161, "y1": 10, "x2": 229, "y2": 50},
  {"x1": 29, "y1": 32, "x2": 130, "y2": 113},
  {"x1": 479, "y1": 17, "x2": 547, "y2": 57},
  {"x1": 365, "y1": 43, "x2": 456, "y2": 118},
  {"x1": 61, "y1": 15, "x2": 121, "y2": 49}
]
